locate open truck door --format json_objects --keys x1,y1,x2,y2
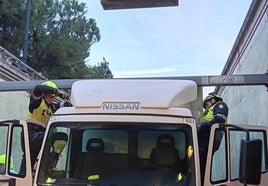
[
  {"x1": 204, "y1": 124, "x2": 268, "y2": 186},
  {"x1": 0, "y1": 120, "x2": 32, "y2": 186}
]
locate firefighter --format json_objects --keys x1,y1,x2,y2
[
  {"x1": 26, "y1": 80, "x2": 70, "y2": 170},
  {"x1": 197, "y1": 92, "x2": 228, "y2": 183}
]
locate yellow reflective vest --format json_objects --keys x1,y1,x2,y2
[
  {"x1": 200, "y1": 105, "x2": 214, "y2": 122},
  {"x1": 200, "y1": 102, "x2": 228, "y2": 123},
  {"x1": 27, "y1": 99, "x2": 53, "y2": 128}
]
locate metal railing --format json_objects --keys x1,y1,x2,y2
[{"x1": 0, "y1": 46, "x2": 45, "y2": 80}]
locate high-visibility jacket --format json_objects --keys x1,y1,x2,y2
[
  {"x1": 200, "y1": 101, "x2": 228, "y2": 124},
  {"x1": 27, "y1": 99, "x2": 54, "y2": 128},
  {"x1": 198, "y1": 101, "x2": 228, "y2": 152},
  {"x1": 0, "y1": 154, "x2": 15, "y2": 173}
]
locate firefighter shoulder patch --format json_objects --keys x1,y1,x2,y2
[{"x1": 219, "y1": 104, "x2": 224, "y2": 109}]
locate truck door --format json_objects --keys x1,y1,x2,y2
[
  {"x1": 204, "y1": 124, "x2": 268, "y2": 186},
  {"x1": 0, "y1": 120, "x2": 32, "y2": 186}
]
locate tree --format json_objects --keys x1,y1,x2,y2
[
  {"x1": 87, "y1": 65, "x2": 107, "y2": 79},
  {"x1": 0, "y1": 0, "x2": 108, "y2": 79},
  {"x1": 0, "y1": 0, "x2": 25, "y2": 53}
]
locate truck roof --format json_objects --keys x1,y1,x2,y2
[{"x1": 70, "y1": 79, "x2": 197, "y2": 109}]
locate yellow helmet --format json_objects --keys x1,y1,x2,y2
[
  {"x1": 41, "y1": 81, "x2": 58, "y2": 89},
  {"x1": 41, "y1": 81, "x2": 58, "y2": 96}
]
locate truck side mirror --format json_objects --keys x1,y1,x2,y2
[{"x1": 239, "y1": 138, "x2": 262, "y2": 185}]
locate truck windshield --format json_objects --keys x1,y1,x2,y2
[{"x1": 37, "y1": 122, "x2": 195, "y2": 186}]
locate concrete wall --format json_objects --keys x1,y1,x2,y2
[
  {"x1": 222, "y1": 26, "x2": 268, "y2": 125},
  {"x1": 220, "y1": 1, "x2": 268, "y2": 126},
  {"x1": 0, "y1": 90, "x2": 29, "y2": 120}
]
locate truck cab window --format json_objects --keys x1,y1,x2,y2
[
  {"x1": 83, "y1": 130, "x2": 128, "y2": 154},
  {"x1": 0, "y1": 125, "x2": 25, "y2": 176},
  {"x1": 230, "y1": 130, "x2": 268, "y2": 180},
  {"x1": 137, "y1": 131, "x2": 186, "y2": 159},
  {"x1": 38, "y1": 123, "x2": 193, "y2": 185},
  {"x1": 0, "y1": 125, "x2": 8, "y2": 174},
  {"x1": 211, "y1": 129, "x2": 227, "y2": 182},
  {"x1": 10, "y1": 126, "x2": 25, "y2": 176}
]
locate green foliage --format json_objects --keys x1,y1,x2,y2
[
  {"x1": 87, "y1": 65, "x2": 107, "y2": 79},
  {"x1": 0, "y1": 0, "x2": 25, "y2": 53},
  {"x1": 0, "y1": 0, "x2": 111, "y2": 79}
]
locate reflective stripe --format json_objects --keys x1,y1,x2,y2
[
  {"x1": 177, "y1": 173, "x2": 183, "y2": 181},
  {"x1": 32, "y1": 93, "x2": 42, "y2": 100},
  {"x1": 215, "y1": 113, "x2": 227, "y2": 121},
  {"x1": 88, "y1": 174, "x2": 99, "y2": 180}
]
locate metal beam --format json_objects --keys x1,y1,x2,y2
[
  {"x1": 0, "y1": 74, "x2": 267, "y2": 92},
  {"x1": 147, "y1": 74, "x2": 268, "y2": 86},
  {"x1": 101, "y1": 0, "x2": 179, "y2": 10}
]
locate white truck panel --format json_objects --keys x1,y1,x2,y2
[{"x1": 71, "y1": 79, "x2": 197, "y2": 109}]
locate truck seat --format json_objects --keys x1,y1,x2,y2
[
  {"x1": 86, "y1": 138, "x2": 105, "y2": 152},
  {"x1": 75, "y1": 138, "x2": 105, "y2": 179},
  {"x1": 75, "y1": 138, "x2": 133, "y2": 180},
  {"x1": 149, "y1": 134, "x2": 180, "y2": 171}
]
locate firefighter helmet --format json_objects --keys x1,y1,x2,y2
[{"x1": 41, "y1": 81, "x2": 58, "y2": 89}]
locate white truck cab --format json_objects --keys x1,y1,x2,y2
[{"x1": 0, "y1": 79, "x2": 267, "y2": 186}]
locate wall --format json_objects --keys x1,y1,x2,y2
[
  {"x1": 220, "y1": 1, "x2": 268, "y2": 125},
  {"x1": 0, "y1": 90, "x2": 29, "y2": 120}
]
